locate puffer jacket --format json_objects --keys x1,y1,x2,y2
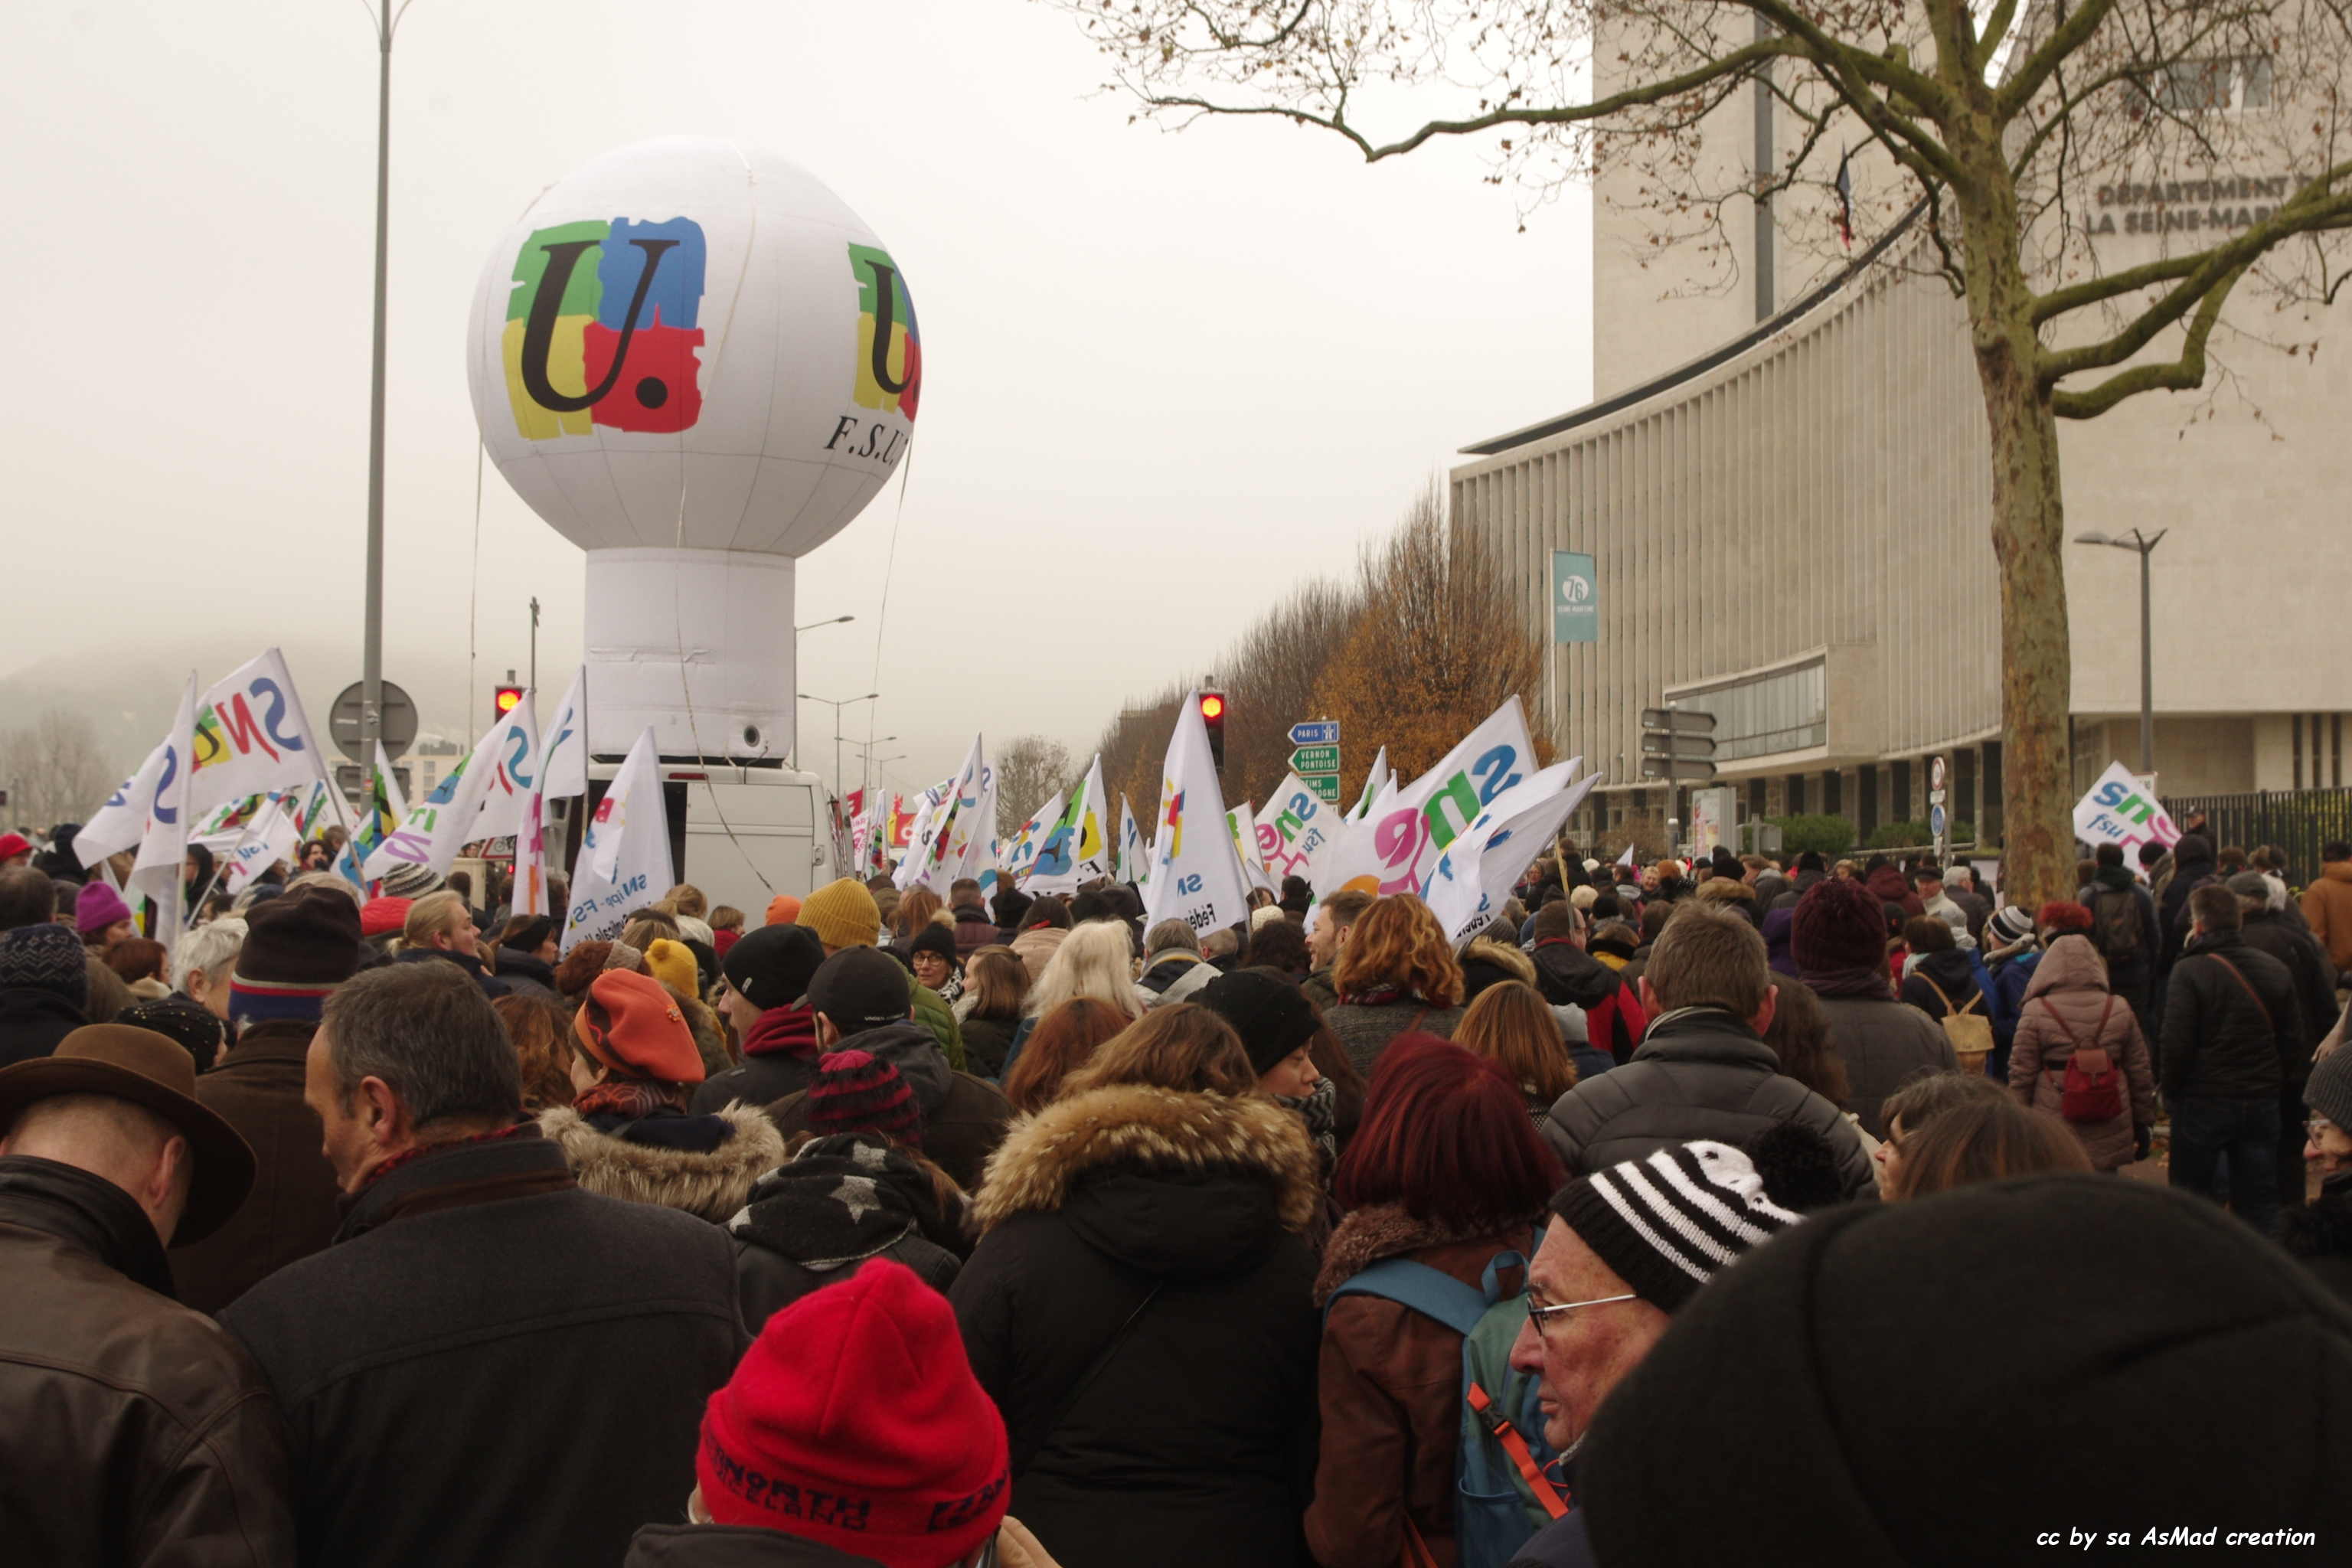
[
  {"x1": 951, "y1": 903, "x2": 1002, "y2": 956},
  {"x1": 1539, "y1": 1006, "x2": 1877, "y2": 1200},
  {"x1": 2007, "y1": 936, "x2": 2158, "y2": 1171},
  {"x1": 1529, "y1": 939, "x2": 1648, "y2": 1063},
  {"x1": 951, "y1": 1082, "x2": 1321, "y2": 1568},
  {"x1": 1306, "y1": 1207, "x2": 1540, "y2": 1568},
  {"x1": 539, "y1": 1103, "x2": 787, "y2": 1223},
  {"x1": 2160, "y1": 931, "x2": 2304, "y2": 1101},
  {"x1": 0, "y1": 1156, "x2": 293, "y2": 1566}
]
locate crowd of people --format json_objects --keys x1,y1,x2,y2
[{"x1": 3, "y1": 816, "x2": 2351, "y2": 1566}]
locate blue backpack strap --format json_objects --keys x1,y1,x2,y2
[{"x1": 1327, "y1": 1257, "x2": 1490, "y2": 1336}]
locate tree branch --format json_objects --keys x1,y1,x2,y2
[
  {"x1": 2050, "y1": 262, "x2": 2243, "y2": 416},
  {"x1": 2037, "y1": 158, "x2": 2352, "y2": 378},
  {"x1": 1129, "y1": 32, "x2": 1815, "y2": 163},
  {"x1": 1997, "y1": 0, "x2": 2125, "y2": 119}
]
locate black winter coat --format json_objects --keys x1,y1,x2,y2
[
  {"x1": 223, "y1": 1129, "x2": 746, "y2": 1568},
  {"x1": 2283, "y1": 1169, "x2": 2352, "y2": 1305},
  {"x1": 1897, "y1": 947, "x2": 1984, "y2": 1018},
  {"x1": 2158, "y1": 846, "x2": 2219, "y2": 978},
  {"x1": 2239, "y1": 912, "x2": 2340, "y2": 1054},
  {"x1": 627, "y1": 1524, "x2": 887, "y2": 1566},
  {"x1": 1539, "y1": 1008, "x2": 1877, "y2": 1200},
  {"x1": 959, "y1": 1011, "x2": 1021, "y2": 1080},
  {"x1": 951, "y1": 1082, "x2": 1323, "y2": 1568},
  {"x1": 2158, "y1": 933, "x2": 2304, "y2": 1101}
]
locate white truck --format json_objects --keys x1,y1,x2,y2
[{"x1": 562, "y1": 760, "x2": 842, "y2": 916}]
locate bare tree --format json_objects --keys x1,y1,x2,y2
[
  {"x1": 1313, "y1": 483, "x2": 1550, "y2": 782},
  {"x1": 996, "y1": 734, "x2": 1075, "y2": 831},
  {"x1": 0, "y1": 708, "x2": 113, "y2": 837},
  {"x1": 1048, "y1": 0, "x2": 2352, "y2": 902}
]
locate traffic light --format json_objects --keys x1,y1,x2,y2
[
  {"x1": 1198, "y1": 688, "x2": 1227, "y2": 769},
  {"x1": 493, "y1": 683, "x2": 523, "y2": 717}
]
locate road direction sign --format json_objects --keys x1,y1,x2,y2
[
  {"x1": 1288, "y1": 720, "x2": 1341, "y2": 746},
  {"x1": 1640, "y1": 733, "x2": 1717, "y2": 759},
  {"x1": 1289, "y1": 744, "x2": 1341, "y2": 774},
  {"x1": 330, "y1": 681, "x2": 419, "y2": 762},
  {"x1": 1641, "y1": 758, "x2": 1718, "y2": 782},
  {"x1": 1639, "y1": 707, "x2": 1716, "y2": 733},
  {"x1": 1304, "y1": 774, "x2": 1341, "y2": 804}
]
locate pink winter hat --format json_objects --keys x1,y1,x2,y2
[{"x1": 76, "y1": 882, "x2": 134, "y2": 938}]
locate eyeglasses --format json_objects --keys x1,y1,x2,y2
[
  {"x1": 2309, "y1": 1115, "x2": 2340, "y2": 1141},
  {"x1": 1525, "y1": 1292, "x2": 1639, "y2": 1334}
]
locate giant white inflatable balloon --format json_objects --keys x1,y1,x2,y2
[{"x1": 466, "y1": 137, "x2": 920, "y2": 761}]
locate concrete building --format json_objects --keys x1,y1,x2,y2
[{"x1": 1454, "y1": 22, "x2": 2350, "y2": 849}]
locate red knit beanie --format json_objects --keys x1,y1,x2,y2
[
  {"x1": 697, "y1": 1259, "x2": 1008, "y2": 1564},
  {"x1": 574, "y1": 969, "x2": 706, "y2": 1084},
  {"x1": 805, "y1": 1049, "x2": 923, "y2": 1148}
]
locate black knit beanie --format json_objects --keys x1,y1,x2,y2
[{"x1": 1577, "y1": 1177, "x2": 2352, "y2": 1563}]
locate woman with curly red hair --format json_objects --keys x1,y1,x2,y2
[
  {"x1": 1307, "y1": 1034, "x2": 1563, "y2": 1566},
  {"x1": 1322, "y1": 895, "x2": 1466, "y2": 1079}
]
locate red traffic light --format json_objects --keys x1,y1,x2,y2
[
  {"x1": 494, "y1": 684, "x2": 523, "y2": 715},
  {"x1": 1199, "y1": 694, "x2": 1225, "y2": 720}
]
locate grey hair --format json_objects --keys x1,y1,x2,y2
[
  {"x1": 172, "y1": 919, "x2": 248, "y2": 994},
  {"x1": 1144, "y1": 919, "x2": 1200, "y2": 958},
  {"x1": 319, "y1": 962, "x2": 521, "y2": 1129}
]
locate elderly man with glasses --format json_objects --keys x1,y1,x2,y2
[{"x1": 1503, "y1": 1136, "x2": 1828, "y2": 1566}]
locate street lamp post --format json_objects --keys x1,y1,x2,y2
[
  {"x1": 843, "y1": 737, "x2": 899, "y2": 808},
  {"x1": 2072, "y1": 529, "x2": 2168, "y2": 776},
  {"x1": 358, "y1": 0, "x2": 418, "y2": 766},
  {"x1": 799, "y1": 691, "x2": 879, "y2": 800}
]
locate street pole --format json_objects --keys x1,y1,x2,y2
[
  {"x1": 2137, "y1": 536, "x2": 2154, "y2": 777},
  {"x1": 529, "y1": 596, "x2": 540, "y2": 693},
  {"x1": 360, "y1": 5, "x2": 400, "y2": 766}
]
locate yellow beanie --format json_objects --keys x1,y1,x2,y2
[
  {"x1": 796, "y1": 878, "x2": 882, "y2": 952},
  {"x1": 643, "y1": 938, "x2": 701, "y2": 999}
]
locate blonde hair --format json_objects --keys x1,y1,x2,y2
[
  {"x1": 1454, "y1": 979, "x2": 1577, "y2": 1106},
  {"x1": 661, "y1": 884, "x2": 709, "y2": 919},
  {"x1": 403, "y1": 890, "x2": 472, "y2": 946},
  {"x1": 1332, "y1": 895, "x2": 1463, "y2": 1008},
  {"x1": 1026, "y1": 920, "x2": 1145, "y2": 1022}
]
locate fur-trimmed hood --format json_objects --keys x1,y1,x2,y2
[
  {"x1": 1462, "y1": 938, "x2": 1537, "y2": 987},
  {"x1": 973, "y1": 1082, "x2": 1321, "y2": 1241},
  {"x1": 538, "y1": 1102, "x2": 785, "y2": 1223},
  {"x1": 1313, "y1": 1202, "x2": 1533, "y2": 1305}
]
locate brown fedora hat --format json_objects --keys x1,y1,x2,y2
[{"x1": 0, "y1": 1024, "x2": 256, "y2": 1244}]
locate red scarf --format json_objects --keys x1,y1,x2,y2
[
  {"x1": 573, "y1": 1077, "x2": 686, "y2": 1119},
  {"x1": 741, "y1": 1003, "x2": 821, "y2": 1062},
  {"x1": 360, "y1": 1122, "x2": 537, "y2": 1191}
]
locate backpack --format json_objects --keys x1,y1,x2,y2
[
  {"x1": 2038, "y1": 994, "x2": 2124, "y2": 1123},
  {"x1": 1327, "y1": 1251, "x2": 1568, "y2": 1568},
  {"x1": 2092, "y1": 888, "x2": 2142, "y2": 961},
  {"x1": 1919, "y1": 975, "x2": 1994, "y2": 1069}
]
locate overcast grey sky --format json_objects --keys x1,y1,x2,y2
[{"x1": 1, "y1": 1, "x2": 1589, "y2": 797}]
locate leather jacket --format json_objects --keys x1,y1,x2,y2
[{"x1": 0, "y1": 1155, "x2": 293, "y2": 1566}]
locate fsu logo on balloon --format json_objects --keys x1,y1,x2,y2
[{"x1": 502, "y1": 216, "x2": 709, "y2": 439}]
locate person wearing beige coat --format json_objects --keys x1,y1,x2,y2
[{"x1": 2007, "y1": 935, "x2": 2158, "y2": 1171}]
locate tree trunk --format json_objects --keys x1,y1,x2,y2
[{"x1": 1960, "y1": 171, "x2": 2076, "y2": 910}]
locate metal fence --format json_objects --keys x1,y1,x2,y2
[{"x1": 2159, "y1": 789, "x2": 2352, "y2": 882}]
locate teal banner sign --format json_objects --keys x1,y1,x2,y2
[{"x1": 1551, "y1": 550, "x2": 1597, "y2": 644}]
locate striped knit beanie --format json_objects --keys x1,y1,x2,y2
[
  {"x1": 806, "y1": 1049, "x2": 923, "y2": 1148},
  {"x1": 1551, "y1": 1141, "x2": 1805, "y2": 1314}
]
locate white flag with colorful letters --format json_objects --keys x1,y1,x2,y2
[
  {"x1": 563, "y1": 728, "x2": 673, "y2": 953},
  {"x1": 1142, "y1": 692, "x2": 1252, "y2": 937}
]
